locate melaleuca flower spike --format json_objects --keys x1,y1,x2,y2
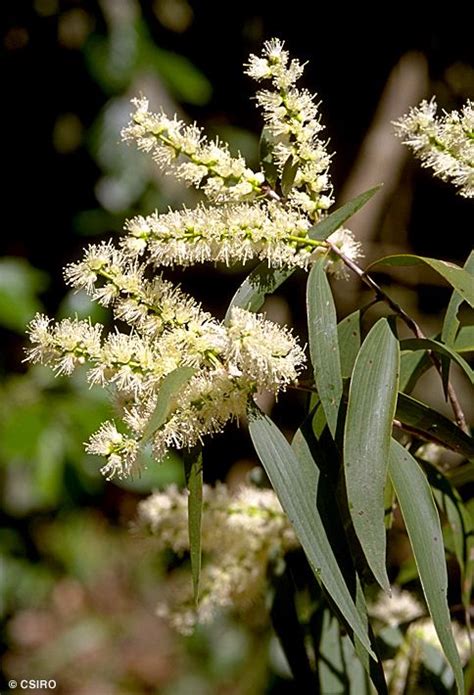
[
  {"x1": 122, "y1": 98, "x2": 265, "y2": 203},
  {"x1": 246, "y1": 38, "x2": 334, "y2": 219},
  {"x1": 394, "y1": 98, "x2": 474, "y2": 198}
]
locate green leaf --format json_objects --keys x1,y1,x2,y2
[
  {"x1": 368, "y1": 255, "x2": 474, "y2": 308},
  {"x1": 441, "y1": 250, "x2": 474, "y2": 346},
  {"x1": 281, "y1": 155, "x2": 299, "y2": 198},
  {"x1": 308, "y1": 185, "x2": 383, "y2": 242},
  {"x1": 317, "y1": 611, "x2": 372, "y2": 694},
  {"x1": 307, "y1": 260, "x2": 343, "y2": 436},
  {"x1": 225, "y1": 265, "x2": 294, "y2": 318},
  {"x1": 396, "y1": 392, "x2": 474, "y2": 458},
  {"x1": 426, "y1": 464, "x2": 474, "y2": 612},
  {"x1": 140, "y1": 367, "x2": 195, "y2": 443},
  {"x1": 259, "y1": 127, "x2": 279, "y2": 188},
  {"x1": 247, "y1": 405, "x2": 375, "y2": 658},
  {"x1": 184, "y1": 447, "x2": 203, "y2": 604},
  {"x1": 388, "y1": 440, "x2": 464, "y2": 695},
  {"x1": 399, "y1": 349, "x2": 431, "y2": 393},
  {"x1": 226, "y1": 186, "x2": 382, "y2": 317},
  {"x1": 343, "y1": 318, "x2": 400, "y2": 592},
  {"x1": 453, "y1": 325, "x2": 474, "y2": 353},
  {"x1": 400, "y1": 338, "x2": 474, "y2": 384},
  {"x1": 338, "y1": 310, "x2": 361, "y2": 379}
]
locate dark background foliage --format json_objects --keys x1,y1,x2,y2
[{"x1": 1, "y1": 2, "x2": 473, "y2": 692}]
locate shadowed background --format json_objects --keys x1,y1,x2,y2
[{"x1": 1, "y1": 2, "x2": 473, "y2": 693}]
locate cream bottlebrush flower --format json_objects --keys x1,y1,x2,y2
[
  {"x1": 394, "y1": 99, "x2": 474, "y2": 198},
  {"x1": 25, "y1": 314, "x2": 103, "y2": 376},
  {"x1": 123, "y1": 201, "x2": 320, "y2": 269},
  {"x1": 122, "y1": 97, "x2": 265, "y2": 203},
  {"x1": 147, "y1": 310, "x2": 304, "y2": 459},
  {"x1": 86, "y1": 421, "x2": 140, "y2": 480},
  {"x1": 150, "y1": 368, "x2": 251, "y2": 461},
  {"x1": 225, "y1": 307, "x2": 305, "y2": 389},
  {"x1": 26, "y1": 315, "x2": 173, "y2": 396},
  {"x1": 314, "y1": 227, "x2": 363, "y2": 279},
  {"x1": 26, "y1": 303, "x2": 305, "y2": 479},
  {"x1": 138, "y1": 483, "x2": 298, "y2": 633},
  {"x1": 246, "y1": 39, "x2": 333, "y2": 219},
  {"x1": 65, "y1": 241, "x2": 222, "y2": 339}
]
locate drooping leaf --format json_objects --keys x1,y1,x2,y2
[
  {"x1": 225, "y1": 265, "x2": 294, "y2": 319},
  {"x1": 247, "y1": 405, "x2": 375, "y2": 658},
  {"x1": 400, "y1": 338, "x2": 474, "y2": 384},
  {"x1": 226, "y1": 186, "x2": 382, "y2": 317},
  {"x1": 399, "y1": 349, "x2": 431, "y2": 393},
  {"x1": 140, "y1": 367, "x2": 195, "y2": 443},
  {"x1": 281, "y1": 155, "x2": 299, "y2": 198},
  {"x1": 307, "y1": 259, "x2": 343, "y2": 436},
  {"x1": 396, "y1": 393, "x2": 474, "y2": 458},
  {"x1": 453, "y1": 325, "x2": 474, "y2": 353},
  {"x1": 338, "y1": 310, "x2": 361, "y2": 379},
  {"x1": 317, "y1": 611, "x2": 371, "y2": 694},
  {"x1": 343, "y1": 318, "x2": 400, "y2": 592},
  {"x1": 388, "y1": 440, "x2": 464, "y2": 695},
  {"x1": 308, "y1": 185, "x2": 382, "y2": 241},
  {"x1": 259, "y1": 127, "x2": 279, "y2": 188},
  {"x1": 368, "y1": 255, "x2": 474, "y2": 308},
  {"x1": 184, "y1": 447, "x2": 203, "y2": 604},
  {"x1": 441, "y1": 250, "x2": 474, "y2": 346},
  {"x1": 424, "y1": 464, "x2": 474, "y2": 614}
]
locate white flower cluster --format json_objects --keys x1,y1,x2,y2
[
  {"x1": 246, "y1": 38, "x2": 333, "y2": 219},
  {"x1": 26, "y1": 241, "x2": 304, "y2": 478},
  {"x1": 138, "y1": 483, "x2": 298, "y2": 634},
  {"x1": 120, "y1": 41, "x2": 362, "y2": 272},
  {"x1": 25, "y1": 40, "x2": 365, "y2": 480},
  {"x1": 124, "y1": 201, "x2": 316, "y2": 268},
  {"x1": 122, "y1": 97, "x2": 265, "y2": 203},
  {"x1": 394, "y1": 99, "x2": 474, "y2": 198}
]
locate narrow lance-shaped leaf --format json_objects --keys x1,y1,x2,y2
[
  {"x1": 281, "y1": 155, "x2": 299, "y2": 198},
  {"x1": 399, "y1": 349, "x2": 431, "y2": 393},
  {"x1": 344, "y1": 318, "x2": 400, "y2": 592},
  {"x1": 226, "y1": 186, "x2": 382, "y2": 318},
  {"x1": 454, "y1": 325, "x2": 474, "y2": 353},
  {"x1": 184, "y1": 447, "x2": 203, "y2": 604},
  {"x1": 388, "y1": 440, "x2": 464, "y2": 695},
  {"x1": 247, "y1": 404, "x2": 376, "y2": 658},
  {"x1": 425, "y1": 464, "x2": 474, "y2": 616},
  {"x1": 140, "y1": 367, "x2": 196, "y2": 443},
  {"x1": 307, "y1": 259, "x2": 343, "y2": 436},
  {"x1": 441, "y1": 250, "x2": 474, "y2": 346},
  {"x1": 338, "y1": 310, "x2": 361, "y2": 379},
  {"x1": 400, "y1": 337, "x2": 474, "y2": 384},
  {"x1": 396, "y1": 392, "x2": 474, "y2": 459},
  {"x1": 368, "y1": 255, "x2": 474, "y2": 308}
]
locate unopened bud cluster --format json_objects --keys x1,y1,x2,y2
[{"x1": 138, "y1": 483, "x2": 298, "y2": 634}]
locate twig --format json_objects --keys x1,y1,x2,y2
[{"x1": 326, "y1": 241, "x2": 469, "y2": 434}]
